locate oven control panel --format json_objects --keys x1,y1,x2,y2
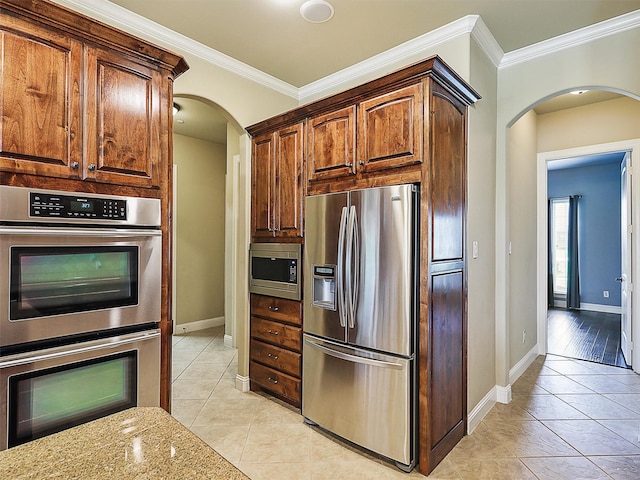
[{"x1": 30, "y1": 192, "x2": 127, "y2": 220}]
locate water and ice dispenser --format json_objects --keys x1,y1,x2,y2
[{"x1": 312, "y1": 265, "x2": 336, "y2": 310}]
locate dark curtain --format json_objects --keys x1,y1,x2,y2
[
  {"x1": 566, "y1": 195, "x2": 580, "y2": 309},
  {"x1": 548, "y1": 200, "x2": 554, "y2": 308}
]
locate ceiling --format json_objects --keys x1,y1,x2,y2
[{"x1": 104, "y1": 0, "x2": 640, "y2": 142}]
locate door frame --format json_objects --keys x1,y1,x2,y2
[{"x1": 537, "y1": 139, "x2": 640, "y2": 371}]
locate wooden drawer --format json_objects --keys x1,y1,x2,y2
[
  {"x1": 251, "y1": 316, "x2": 302, "y2": 351},
  {"x1": 250, "y1": 361, "x2": 301, "y2": 404},
  {"x1": 251, "y1": 339, "x2": 301, "y2": 377},
  {"x1": 251, "y1": 294, "x2": 302, "y2": 326}
]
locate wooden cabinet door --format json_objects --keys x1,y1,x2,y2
[
  {"x1": 274, "y1": 122, "x2": 304, "y2": 238},
  {"x1": 251, "y1": 132, "x2": 275, "y2": 238},
  {"x1": 308, "y1": 106, "x2": 356, "y2": 182},
  {"x1": 357, "y1": 83, "x2": 423, "y2": 173},
  {"x1": 0, "y1": 24, "x2": 82, "y2": 178},
  {"x1": 85, "y1": 47, "x2": 160, "y2": 188}
]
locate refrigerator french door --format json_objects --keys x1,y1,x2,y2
[{"x1": 302, "y1": 184, "x2": 418, "y2": 471}]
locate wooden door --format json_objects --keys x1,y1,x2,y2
[
  {"x1": 274, "y1": 122, "x2": 305, "y2": 238},
  {"x1": 251, "y1": 132, "x2": 275, "y2": 238},
  {"x1": 357, "y1": 83, "x2": 423, "y2": 173},
  {"x1": 0, "y1": 24, "x2": 82, "y2": 179},
  {"x1": 308, "y1": 106, "x2": 356, "y2": 182},
  {"x1": 85, "y1": 47, "x2": 160, "y2": 187}
]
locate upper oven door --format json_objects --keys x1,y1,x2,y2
[{"x1": 0, "y1": 226, "x2": 161, "y2": 348}]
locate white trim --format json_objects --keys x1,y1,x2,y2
[
  {"x1": 298, "y1": 15, "x2": 482, "y2": 101},
  {"x1": 501, "y1": 10, "x2": 640, "y2": 68},
  {"x1": 175, "y1": 316, "x2": 225, "y2": 334},
  {"x1": 495, "y1": 384, "x2": 512, "y2": 404},
  {"x1": 468, "y1": 387, "x2": 497, "y2": 434},
  {"x1": 235, "y1": 374, "x2": 250, "y2": 393},
  {"x1": 224, "y1": 334, "x2": 233, "y2": 349},
  {"x1": 578, "y1": 303, "x2": 623, "y2": 314},
  {"x1": 510, "y1": 344, "x2": 539, "y2": 385},
  {"x1": 537, "y1": 139, "x2": 640, "y2": 371},
  {"x1": 470, "y1": 15, "x2": 504, "y2": 67}
]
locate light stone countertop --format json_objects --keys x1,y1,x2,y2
[{"x1": 0, "y1": 407, "x2": 250, "y2": 479}]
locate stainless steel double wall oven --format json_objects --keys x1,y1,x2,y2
[{"x1": 0, "y1": 186, "x2": 162, "y2": 450}]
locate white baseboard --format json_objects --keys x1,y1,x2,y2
[
  {"x1": 579, "y1": 303, "x2": 622, "y2": 314},
  {"x1": 510, "y1": 344, "x2": 539, "y2": 385},
  {"x1": 224, "y1": 334, "x2": 233, "y2": 348},
  {"x1": 468, "y1": 387, "x2": 497, "y2": 434},
  {"x1": 235, "y1": 374, "x2": 250, "y2": 393},
  {"x1": 174, "y1": 316, "x2": 225, "y2": 334},
  {"x1": 496, "y1": 384, "x2": 512, "y2": 404}
]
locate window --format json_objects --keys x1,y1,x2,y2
[{"x1": 551, "y1": 198, "x2": 569, "y2": 296}]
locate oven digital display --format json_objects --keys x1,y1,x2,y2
[{"x1": 70, "y1": 200, "x2": 94, "y2": 213}]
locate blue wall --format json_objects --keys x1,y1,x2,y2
[{"x1": 548, "y1": 161, "x2": 621, "y2": 307}]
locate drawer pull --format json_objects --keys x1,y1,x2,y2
[
  {"x1": 267, "y1": 329, "x2": 279, "y2": 335},
  {"x1": 268, "y1": 305, "x2": 280, "y2": 312},
  {"x1": 267, "y1": 353, "x2": 279, "y2": 360},
  {"x1": 268, "y1": 377, "x2": 279, "y2": 384}
]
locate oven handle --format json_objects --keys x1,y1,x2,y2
[
  {"x1": 0, "y1": 227, "x2": 161, "y2": 237},
  {"x1": 0, "y1": 330, "x2": 160, "y2": 368}
]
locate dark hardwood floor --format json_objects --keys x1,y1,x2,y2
[{"x1": 547, "y1": 308, "x2": 630, "y2": 368}]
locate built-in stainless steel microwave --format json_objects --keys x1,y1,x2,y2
[{"x1": 249, "y1": 243, "x2": 301, "y2": 300}]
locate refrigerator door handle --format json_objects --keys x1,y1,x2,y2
[
  {"x1": 336, "y1": 206, "x2": 349, "y2": 327},
  {"x1": 345, "y1": 205, "x2": 358, "y2": 329},
  {"x1": 304, "y1": 337, "x2": 404, "y2": 370}
]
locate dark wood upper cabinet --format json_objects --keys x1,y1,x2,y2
[
  {"x1": 251, "y1": 122, "x2": 305, "y2": 239},
  {"x1": 0, "y1": 0, "x2": 187, "y2": 190},
  {"x1": 308, "y1": 105, "x2": 356, "y2": 182},
  {"x1": 357, "y1": 83, "x2": 423, "y2": 173}
]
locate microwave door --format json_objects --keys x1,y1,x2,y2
[{"x1": 303, "y1": 192, "x2": 348, "y2": 343}]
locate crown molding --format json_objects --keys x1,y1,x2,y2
[
  {"x1": 501, "y1": 9, "x2": 640, "y2": 68},
  {"x1": 470, "y1": 16, "x2": 504, "y2": 68},
  {"x1": 298, "y1": 15, "x2": 485, "y2": 102},
  {"x1": 50, "y1": 0, "x2": 299, "y2": 99}
]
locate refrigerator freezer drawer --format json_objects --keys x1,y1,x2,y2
[{"x1": 302, "y1": 335, "x2": 414, "y2": 466}]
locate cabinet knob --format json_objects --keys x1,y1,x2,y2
[
  {"x1": 71, "y1": 162, "x2": 79, "y2": 170},
  {"x1": 268, "y1": 305, "x2": 279, "y2": 312},
  {"x1": 359, "y1": 160, "x2": 365, "y2": 166},
  {"x1": 267, "y1": 329, "x2": 279, "y2": 336},
  {"x1": 88, "y1": 164, "x2": 97, "y2": 171},
  {"x1": 267, "y1": 353, "x2": 279, "y2": 360},
  {"x1": 268, "y1": 377, "x2": 279, "y2": 384}
]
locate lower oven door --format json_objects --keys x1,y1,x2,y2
[{"x1": 0, "y1": 328, "x2": 160, "y2": 450}]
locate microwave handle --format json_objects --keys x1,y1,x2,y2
[{"x1": 0, "y1": 227, "x2": 161, "y2": 237}]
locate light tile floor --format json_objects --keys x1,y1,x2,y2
[{"x1": 172, "y1": 327, "x2": 640, "y2": 479}]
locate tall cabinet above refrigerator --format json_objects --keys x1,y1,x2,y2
[{"x1": 302, "y1": 183, "x2": 418, "y2": 471}]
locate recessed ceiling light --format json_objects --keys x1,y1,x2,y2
[
  {"x1": 570, "y1": 90, "x2": 589, "y2": 95},
  {"x1": 300, "y1": 0, "x2": 334, "y2": 23}
]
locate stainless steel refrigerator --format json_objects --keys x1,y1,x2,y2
[{"x1": 302, "y1": 183, "x2": 418, "y2": 471}]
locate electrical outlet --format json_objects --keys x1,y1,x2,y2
[
  {"x1": 522, "y1": 330, "x2": 526, "y2": 344},
  {"x1": 603, "y1": 290, "x2": 610, "y2": 298}
]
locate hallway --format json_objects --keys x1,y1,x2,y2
[{"x1": 172, "y1": 327, "x2": 640, "y2": 479}]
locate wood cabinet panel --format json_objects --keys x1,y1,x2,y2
[
  {"x1": 251, "y1": 133, "x2": 275, "y2": 237},
  {"x1": 0, "y1": 26, "x2": 82, "y2": 178},
  {"x1": 430, "y1": 87, "x2": 465, "y2": 262},
  {"x1": 250, "y1": 339, "x2": 301, "y2": 377},
  {"x1": 251, "y1": 123, "x2": 304, "y2": 239},
  {"x1": 275, "y1": 123, "x2": 304, "y2": 237},
  {"x1": 308, "y1": 106, "x2": 356, "y2": 182},
  {"x1": 251, "y1": 316, "x2": 302, "y2": 350},
  {"x1": 250, "y1": 294, "x2": 302, "y2": 326},
  {"x1": 250, "y1": 361, "x2": 301, "y2": 405},
  {"x1": 85, "y1": 48, "x2": 160, "y2": 187},
  {"x1": 358, "y1": 83, "x2": 423, "y2": 173}
]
